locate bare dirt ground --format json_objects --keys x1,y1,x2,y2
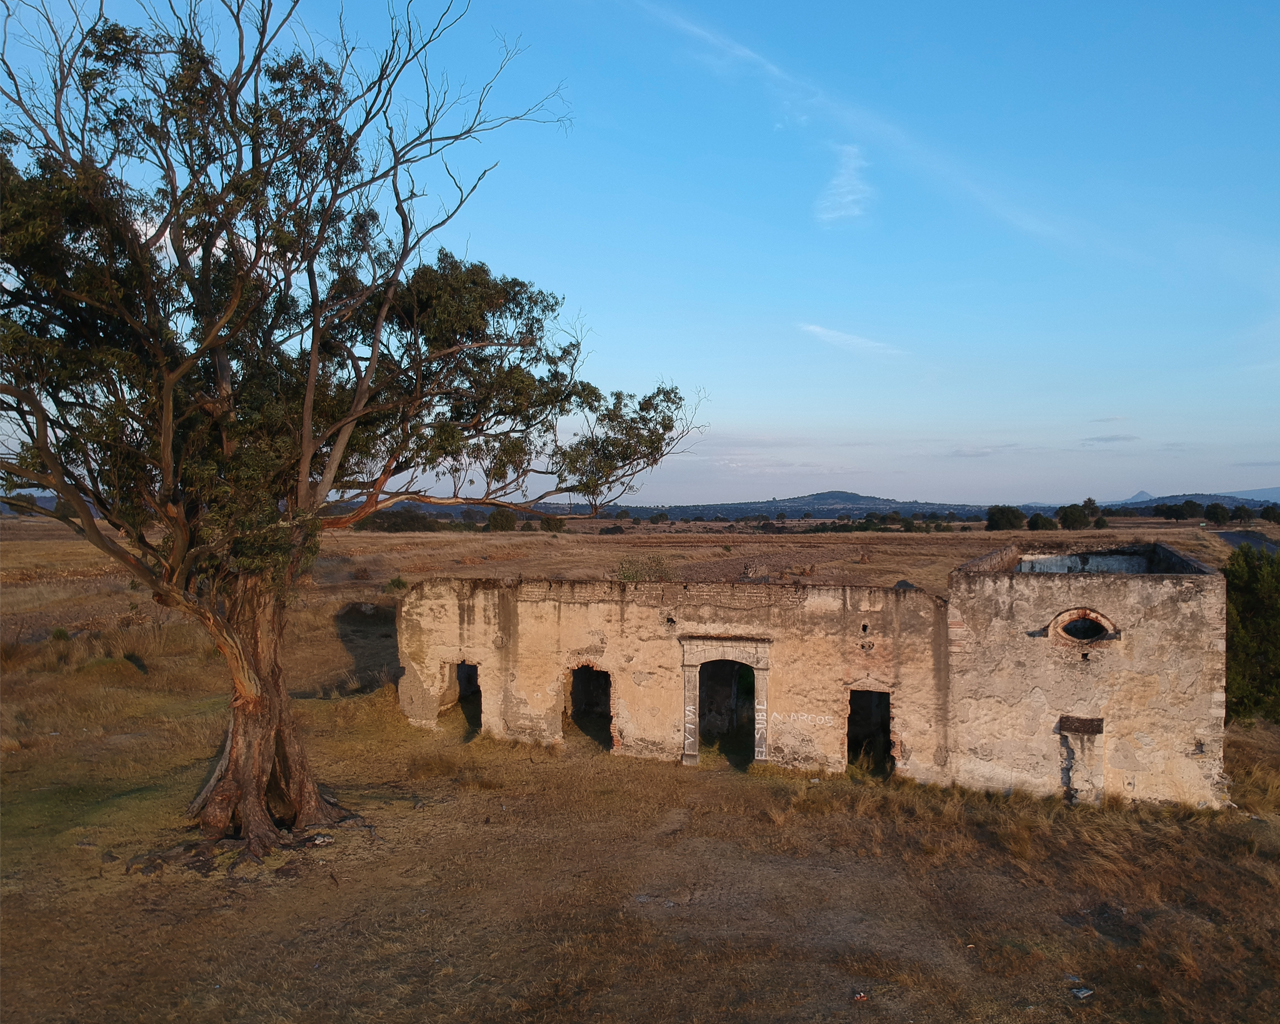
[{"x1": 2, "y1": 519, "x2": 1278, "y2": 1023}]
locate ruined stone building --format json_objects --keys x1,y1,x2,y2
[{"x1": 396, "y1": 542, "x2": 1228, "y2": 806}]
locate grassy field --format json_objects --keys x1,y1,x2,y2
[{"x1": 2, "y1": 520, "x2": 1278, "y2": 1023}]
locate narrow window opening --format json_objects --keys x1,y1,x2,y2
[
  {"x1": 698, "y1": 660, "x2": 755, "y2": 770},
  {"x1": 848, "y1": 690, "x2": 893, "y2": 777},
  {"x1": 566, "y1": 666, "x2": 613, "y2": 751}
]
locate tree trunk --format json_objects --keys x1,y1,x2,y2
[{"x1": 188, "y1": 576, "x2": 345, "y2": 856}]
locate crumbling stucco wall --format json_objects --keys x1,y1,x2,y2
[
  {"x1": 946, "y1": 545, "x2": 1227, "y2": 806},
  {"x1": 397, "y1": 578, "x2": 950, "y2": 780},
  {"x1": 396, "y1": 542, "x2": 1228, "y2": 807}
]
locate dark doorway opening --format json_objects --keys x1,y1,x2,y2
[
  {"x1": 847, "y1": 690, "x2": 893, "y2": 776},
  {"x1": 698, "y1": 660, "x2": 755, "y2": 770},
  {"x1": 567, "y1": 666, "x2": 613, "y2": 750},
  {"x1": 450, "y1": 662, "x2": 481, "y2": 738}
]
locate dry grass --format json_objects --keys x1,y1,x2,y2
[
  {"x1": 2, "y1": 521, "x2": 1279, "y2": 1023},
  {"x1": 3, "y1": 624, "x2": 1279, "y2": 1022}
]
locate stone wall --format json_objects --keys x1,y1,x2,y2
[
  {"x1": 396, "y1": 543, "x2": 1228, "y2": 806},
  {"x1": 396, "y1": 578, "x2": 950, "y2": 779},
  {"x1": 946, "y1": 544, "x2": 1228, "y2": 806}
]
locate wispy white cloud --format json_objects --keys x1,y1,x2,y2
[
  {"x1": 636, "y1": 1, "x2": 1075, "y2": 244},
  {"x1": 799, "y1": 322, "x2": 900, "y2": 356},
  {"x1": 947, "y1": 444, "x2": 1021, "y2": 459},
  {"x1": 815, "y1": 146, "x2": 872, "y2": 222},
  {"x1": 1082, "y1": 434, "x2": 1140, "y2": 444}
]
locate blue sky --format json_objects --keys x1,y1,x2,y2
[{"x1": 301, "y1": 4, "x2": 1277, "y2": 502}]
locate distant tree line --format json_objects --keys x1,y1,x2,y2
[
  {"x1": 1096, "y1": 500, "x2": 1277, "y2": 524},
  {"x1": 984, "y1": 496, "x2": 1280, "y2": 532}
]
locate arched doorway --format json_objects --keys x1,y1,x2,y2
[
  {"x1": 565, "y1": 665, "x2": 613, "y2": 750},
  {"x1": 679, "y1": 637, "x2": 771, "y2": 768},
  {"x1": 698, "y1": 660, "x2": 755, "y2": 769}
]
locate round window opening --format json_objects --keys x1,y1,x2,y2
[{"x1": 1061, "y1": 617, "x2": 1107, "y2": 642}]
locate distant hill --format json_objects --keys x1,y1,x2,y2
[
  {"x1": 1222, "y1": 486, "x2": 1280, "y2": 503},
  {"x1": 6, "y1": 485, "x2": 1275, "y2": 521},
  {"x1": 1104, "y1": 492, "x2": 1273, "y2": 510},
  {"x1": 541, "y1": 490, "x2": 991, "y2": 520}
]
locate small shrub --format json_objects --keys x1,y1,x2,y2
[
  {"x1": 521, "y1": 520, "x2": 534, "y2": 531},
  {"x1": 986, "y1": 506, "x2": 1026, "y2": 531},
  {"x1": 351, "y1": 567, "x2": 371, "y2": 580},
  {"x1": 647, "y1": 512, "x2": 668, "y2": 525},
  {"x1": 51, "y1": 627, "x2": 70, "y2": 642},
  {"x1": 1056, "y1": 504, "x2": 1090, "y2": 530},
  {"x1": 540, "y1": 516, "x2": 565, "y2": 533},
  {"x1": 1027, "y1": 512, "x2": 1058, "y2": 531},
  {"x1": 353, "y1": 508, "x2": 443, "y2": 532},
  {"x1": 615, "y1": 555, "x2": 672, "y2": 582},
  {"x1": 384, "y1": 575, "x2": 408, "y2": 592},
  {"x1": 1204, "y1": 502, "x2": 1230, "y2": 526},
  {"x1": 1093, "y1": 516, "x2": 1109, "y2": 529},
  {"x1": 487, "y1": 508, "x2": 517, "y2": 532},
  {"x1": 1224, "y1": 544, "x2": 1280, "y2": 721}
]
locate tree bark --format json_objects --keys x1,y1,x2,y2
[{"x1": 188, "y1": 577, "x2": 344, "y2": 856}]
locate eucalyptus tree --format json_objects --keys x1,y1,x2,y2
[{"x1": 0, "y1": 1, "x2": 692, "y2": 854}]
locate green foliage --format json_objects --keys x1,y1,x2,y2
[
  {"x1": 1056, "y1": 504, "x2": 1090, "y2": 530},
  {"x1": 775, "y1": 512, "x2": 787, "y2": 522},
  {"x1": 540, "y1": 516, "x2": 565, "y2": 533},
  {"x1": 384, "y1": 576, "x2": 408, "y2": 593},
  {"x1": 1205, "y1": 503, "x2": 1230, "y2": 526},
  {"x1": 487, "y1": 509, "x2": 517, "y2": 533},
  {"x1": 648, "y1": 512, "x2": 668, "y2": 525},
  {"x1": 1232, "y1": 505, "x2": 1255, "y2": 523},
  {"x1": 1261, "y1": 504, "x2": 1280, "y2": 524},
  {"x1": 353, "y1": 509, "x2": 443, "y2": 533},
  {"x1": 0, "y1": 2, "x2": 688, "y2": 627},
  {"x1": 1081, "y1": 497, "x2": 1099, "y2": 516},
  {"x1": 986, "y1": 506, "x2": 1027, "y2": 531},
  {"x1": 51, "y1": 628, "x2": 70, "y2": 642},
  {"x1": 1223, "y1": 545, "x2": 1280, "y2": 722},
  {"x1": 1093, "y1": 517, "x2": 1109, "y2": 529},
  {"x1": 1027, "y1": 512, "x2": 1058, "y2": 531}
]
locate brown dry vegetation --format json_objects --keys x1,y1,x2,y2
[{"x1": 2, "y1": 521, "x2": 1279, "y2": 1023}]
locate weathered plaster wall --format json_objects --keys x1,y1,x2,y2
[
  {"x1": 396, "y1": 579, "x2": 950, "y2": 780},
  {"x1": 396, "y1": 543, "x2": 1228, "y2": 807},
  {"x1": 946, "y1": 549, "x2": 1227, "y2": 806}
]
